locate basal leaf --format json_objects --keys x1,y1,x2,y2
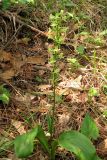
[
  {"x1": 14, "y1": 127, "x2": 38, "y2": 158},
  {"x1": 58, "y1": 130, "x2": 97, "y2": 160},
  {"x1": 14, "y1": 125, "x2": 50, "y2": 158},
  {"x1": 37, "y1": 125, "x2": 50, "y2": 154},
  {"x1": 51, "y1": 140, "x2": 58, "y2": 160},
  {"x1": 80, "y1": 113, "x2": 99, "y2": 140}
]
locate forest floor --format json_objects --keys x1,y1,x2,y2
[{"x1": 0, "y1": 1, "x2": 107, "y2": 160}]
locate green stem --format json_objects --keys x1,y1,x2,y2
[{"x1": 51, "y1": 64, "x2": 56, "y2": 139}]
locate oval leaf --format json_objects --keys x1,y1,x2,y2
[
  {"x1": 37, "y1": 125, "x2": 50, "y2": 154},
  {"x1": 14, "y1": 127, "x2": 38, "y2": 158},
  {"x1": 58, "y1": 131, "x2": 97, "y2": 160},
  {"x1": 80, "y1": 113, "x2": 99, "y2": 140}
]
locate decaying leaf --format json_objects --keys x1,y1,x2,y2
[
  {"x1": 38, "y1": 85, "x2": 51, "y2": 91},
  {"x1": 0, "y1": 69, "x2": 15, "y2": 80},
  {"x1": 56, "y1": 88, "x2": 70, "y2": 96},
  {"x1": 16, "y1": 37, "x2": 31, "y2": 45},
  {"x1": 11, "y1": 120, "x2": 26, "y2": 135},
  {"x1": 98, "y1": 139, "x2": 107, "y2": 155},
  {"x1": 11, "y1": 58, "x2": 25, "y2": 71},
  {"x1": 14, "y1": 93, "x2": 32, "y2": 105},
  {"x1": 0, "y1": 50, "x2": 12, "y2": 62},
  {"x1": 58, "y1": 113, "x2": 70, "y2": 126},
  {"x1": 58, "y1": 75, "x2": 82, "y2": 90},
  {"x1": 26, "y1": 56, "x2": 46, "y2": 65}
]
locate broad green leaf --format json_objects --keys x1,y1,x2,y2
[
  {"x1": 37, "y1": 126, "x2": 50, "y2": 154},
  {"x1": 14, "y1": 127, "x2": 38, "y2": 158},
  {"x1": 80, "y1": 113, "x2": 99, "y2": 140},
  {"x1": 58, "y1": 130, "x2": 97, "y2": 160},
  {"x1": 14, "y1": 125, "x2": 50, "y2": 158}
]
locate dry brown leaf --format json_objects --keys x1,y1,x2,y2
[
  {"x1": 11, "y1": 120, "x2": 26, "y2": 135},
  {"x1": 78, "y1": 92, "x2": 88, "y2": 103},
  {"x1": 38, "y1": 70, "x2": 45, "y2": 76},
  {"x1": 98, "y1": 139, "x2": 107, "y2": 155},
  {"x1": 0, "y1": 69, "x2": 15, "y2": 80},
  {"x1": 0, "y1": 50, "x2": 12, "y2": 62},
  {"x1": 58, "y1": 113, "x2": 70, "y2": 126},
  {"x1": 59, "y1": 62, "x2": 65, "y2": 70},
  {"x1": 16, "y1": 37, "x2": 31, "y2": 45},
  {"x1": 65, "y1": 92, "x2": 81, "y2": 103},
  {"x1": 8, "y1": 153, "x2": 22, "y2": 160},
  {"x1": 14, "y1": 94, "x2": 31, "y2": 106},
  {"x1": 56, "y1": 88, "x2": 70, "y2": 96},
  {"x1": 58, "y1": 75, "x2": 82, "y2": 90},
  {"x1": 27, "y1": 56, "x2": 45, "y2": 65},
  {"x1": 38, "y1": 85, "x2": 51, "y2": 91},
  {"x1": 11, "y1": 58, "x2": 25, "y2": 71}
]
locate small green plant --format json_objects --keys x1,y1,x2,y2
[
  {"x1": 0, "y1": 85, "x2": 10, "y2": 104},
  {"x1": 13, "y1": 11, "x2": 101, "y2": 160},
  {"x1": 88, "y1": 87, "x2": 99, "y2": 100},
  {"x1": 76, "y1": 45, "x2": 90, "y2": 62},
  {"x1": 84, "y1": 37, "x2": 104, "y2": 46},
  {"x1": 67, "y1": 58, "x2": 81, "y2": 71}
]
